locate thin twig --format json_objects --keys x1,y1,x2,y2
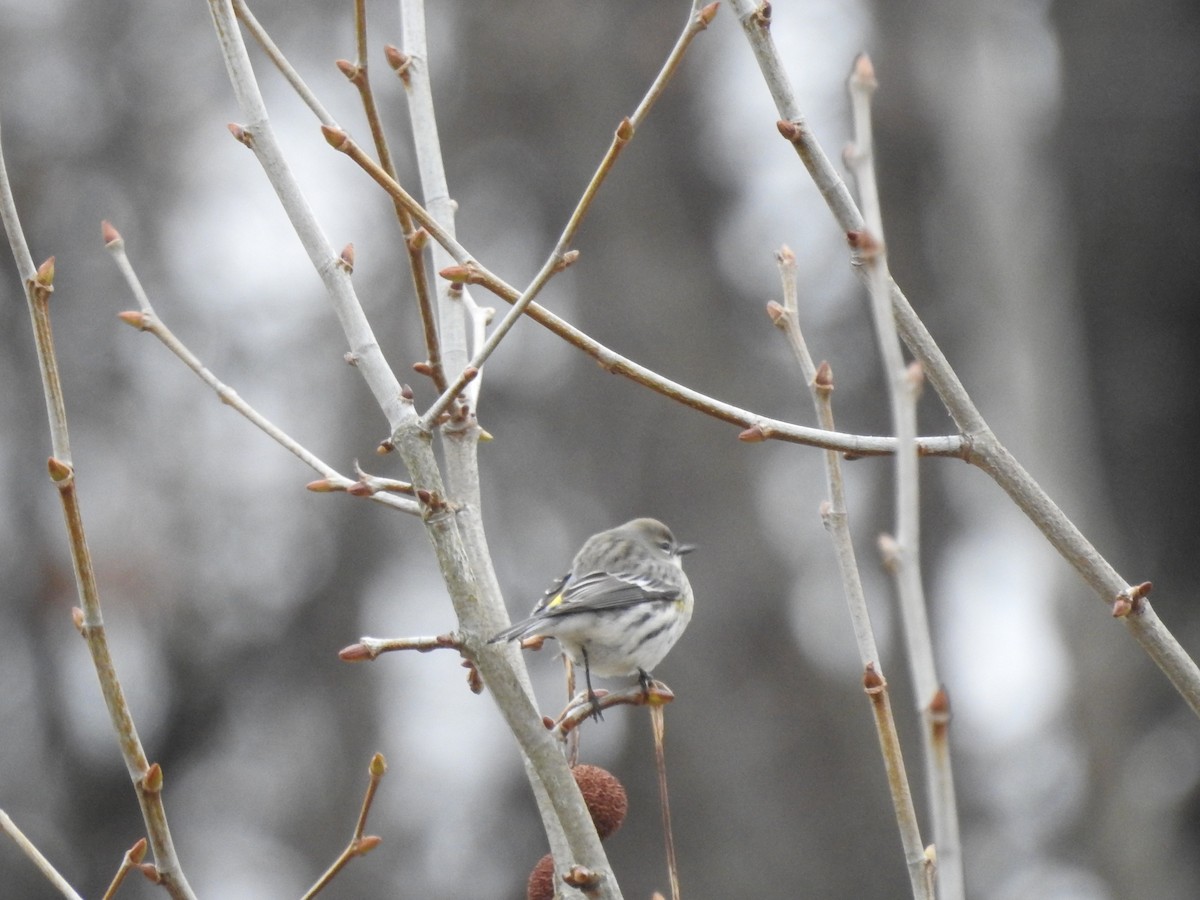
[
  {"x1": 863, "y1": 666, "x2": 935, "y2": 899},
  {"x1": 232, "y1": 0, "x2": 336, "y2": 123},
  {"x1": 398, "y1": 0, "x2": 478, "y2": 407},
  {"x1": 320, "y1": 96, "x2": 967, "y2": 459},
  {"x1": 650, "y1": 706, "x2": 681, "y2": 900},
  {"x1": 101, "y1": 838, "x2": 148, "y2": 900},
  {"x1": 0, "y1": 125, "x2": 70, "y2": 458},
  {"x1": 770, "y1": 248, "x2": 880, "y2": 666},
  {"x1": 421, "y1": 1, "x2": 719, "y2": 429},
  {"x1": 102, "y1": 222, "x2": 420, "y2": 517},
  {"x1": 342, "y1": 1, "x2": 445, "y2": 393},
  {"x1": 771, "y1": 248, "x2": 927, "y2": 895},
  {"x1": 846, "y1": 54, "x2": 963, "y2": 899},
  {"x1": 301, "y1": 753, "x2": 387, "y2": 899},
  {"x1": 234, "y1": 0, "x2": 447, "y2": 393},
  {"x1": 1, "y1": 130, "x2": 196, "y2": 900},
  {"x1": 338, "y1": 632, "x2": 463, "y2": 660},
  {"x1": 208, "y1": 0, "x2": 410, "y2": 432},
  {"x1": 551, "y1": 682, "x2": 676, "y2": 739},
  {"x1": 0, "y1": 810, "x2": 85, "y2": 900}
]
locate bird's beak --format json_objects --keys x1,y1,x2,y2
[{"x1": 677, "y1": 543, "x2": 696, "y2": 556}]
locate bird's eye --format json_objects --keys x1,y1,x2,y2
[{"x1": 658, "y1": 541, "x2": 672, "y2": 552}]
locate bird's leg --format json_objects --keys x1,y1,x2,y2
[
  {"x1": 582, "y1": 648, "x2": 603, "y2": 721},
  {"x1": 637, "y1": 668, "x2": 653, "y2": 698}
]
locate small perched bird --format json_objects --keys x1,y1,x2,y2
[{"x1": 490, "y1": 518, "x2": 695, "y2": 717}]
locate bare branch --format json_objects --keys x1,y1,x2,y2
[
  {"x1": 421, "y1": 1, "x2": 718, "y2": 428},
  {"x1": 207, "y1": 0, "x2": 409, "y2": 432},
  {"x1": 728, "y1": 0, "x2": 1200, "y2": 719},
  {"x1": 301, "y1": 753, "x2": 387, "y2": 899},
  {"x1": 104, "y1": 223, "x2": 421, "y2": 517},
  {"x1": 772, "y1": 248, "x2": 927, "y2": 896},
  {"x1": 0, "y1": 810, "x2": 85, "y2": 900},
  {"x1": 1, "y1": 136, "x2": 196, "y2": 900},
  {"x1": 846, "y1": 54, "x2": 964, "y2": 899},
  {"x1": 863, "y1": 666, "x2": 935, "y2": 899}
]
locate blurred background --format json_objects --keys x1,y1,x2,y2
[{"x1": 2, "y1": 1, "x2": 1199, "y2": 897}]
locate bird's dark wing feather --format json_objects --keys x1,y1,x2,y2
[{"x1": 539, "y1": 570, "x2": 678, "y2": 616}]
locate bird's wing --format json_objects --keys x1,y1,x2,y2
[
  {"x1": 489, "y1": 570, "x2": 678, "y2": 643},
  {"x1": 540, "y1": 570, "x2": 679, "y2": 616}
]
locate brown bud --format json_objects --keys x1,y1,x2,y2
[
  {"x1": 118, "y1": 310, "x2": 147, "y2": 330},
  {"x1": 35, "y1": 256, "x2": 55, "y2": 287},
  {"x1": 465, "y1": 661, "x2": 484, "y2": 694},
  {"x1": 554, "y1": 249, "x2": 581, "y2": 272},
  {"x1": 47, "y1": 457, "x2": 73, "y2": 483},
  {"x1": 338, "y1": 643, "x2": 372, "y2": 662},
  {"x1": 127, "y1": 838, "x2": 148, "y2": 865},
  {"x1": 850, "y1": 53, "x2": 878, "y2": 91},
  {"x1": 406, "y1": 227, "x2": 429, "y2": 252},
  {"x1": 438, "y1": 264, "x2": 471, "y2": 283},
  {"x1": 814, "y1": 360, "x2": 834, "y2": 392},
  {"x1": 878, "y1": 533, "x2": 901, "y2": 572},
  {"x1": 355, "y1": 835, "x2": 382, "y2": 855},
  {"x1": 698, "y1": 2, "x2": 719, "y2": 26},
  {"x1": 930, "y1": 686, "x2": 951, "y2": 718},
  {"x1": 562, "y1": 866, "x2": 602, "y2": 889},
  {"x1": 738, "y1": 424, "x2": 768, "y2": 443},
  {"x1": 847, "y1": 228, "x2": 883, "y2": 259},
  {"x1": 906, "y1": 360, "x2": 925, "y2": 394},
  {"x1": 384, "y1": 44, "x2": 412, "y2": 85},
  {"x1": 751, "y1": 1, "x2": 772, "y2": 30},
  {"x1": 863, "y1": 661, "x2": 885, "y2": 692},
  {"x1": 101, "y1": 220, "x2": 122, "y2": 246},
  {"x1": 321, "y1": 125, "x2": 349, "y2": 150},
  {"x1": 776, "y1": 119, "x2": 799, "y2": 142},
  {"x1": 370, "y1": 752, "x2": 388, "y2": 777},
  {"x1": 226, "y1": 123, "x2": 253, "y2": 147},
  {"x1": 142, "y1": 762, "x2": 163, "y2": 794}
]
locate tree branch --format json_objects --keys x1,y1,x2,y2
[{"x1": 728, "y1": 0, "x2": 1200, "y2": 719}]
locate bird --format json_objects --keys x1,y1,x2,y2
[{"x1": 490, "y1": 518, "x2": 695, "y2": 718}]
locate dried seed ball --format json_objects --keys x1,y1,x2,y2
[
  {"x1": 572, "y1": 764, "x2": 628, "y2": 839},
  {"x1": 527, "y1": 853, "x2": 555, "y2": 900}
]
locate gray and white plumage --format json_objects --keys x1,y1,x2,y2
[{"x1": 490, "y1": 518, "x2": 695, "y2": 681}]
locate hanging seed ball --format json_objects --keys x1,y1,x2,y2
[
  {"x1": 527, "y1": 853, "x2": 555, "y2": 900},
  {"x1": 573, "y1": 764, "x2": 628, "y2": 839},
  {"x1": 526, "y1": 766, "x2": 628, "y2": 899}
]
